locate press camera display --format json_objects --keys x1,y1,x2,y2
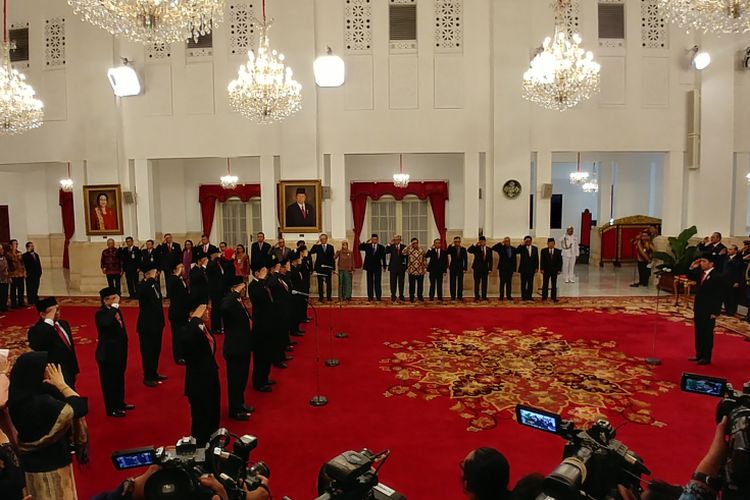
[
  {"x1": 515, "y1": 404, "x2": 561, "y2": 434},
  {"x1": 112, "y1": 447, "x2": 156, "y2": 470},
  {"x1": 681, "y1": 372, "x2": 727, "y2": 397}
]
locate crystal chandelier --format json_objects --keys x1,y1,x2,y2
[
  {"x1": 569, "y1": 152, "x2": 589, "y2": 185},
  {"x1": 523, "y1": 0, "x2": 601, "y2": 112},
  {"x1": 393, "y1": 154, "x2": 410, "y2": 188},
  {"x1": 0, "y1": 0, "x2": 44, "y2": 136},
  {"x1": 59, "y1": 162, "x2": 74, "y2": 192},
  {"x1": 582, "y1": 180, "x2": 599, "y2": 193},
  {"x1": 227, "y1": 0, "x2": 302, "y2": 124},
  {"x1": 658, "y1": 0, "x2": 750, "y2": 34},
  {"x1": 220, "y1": 158, "x2": 239, "y2": 189},
  {"x1": 67, "y1": 0, "x2": 223, "y2": 44}
]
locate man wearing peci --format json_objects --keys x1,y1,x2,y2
[
  {"x1": 359, "y1": 234, "x2": 387, "y2": 301},
  {"x1": 468, "y1": 236, "x2": 493, "y2": 302},
  {"x1": 447, "y1": 236, "x2": 468, "y2": 301},
  {"x1": 95, "y1": 287, "x2": 132, "y2": 418},
  {"x1": 517, "y1": 236, "x2": 539, "y2": 301},
  {"x1": 689, "y1": 254, "x2": 724, "y2": 365},
  {"x1": 167, "y1": 261, "x2": 191, "y2": 365},
  {"x1": 286, "y1": 187, "x2": 316, "y2": 227},
  {"x1": 425, "y1": 238, "x2": 448, "y2": 302},
  {"x1": 27, "y1": 297, "x2": 80, "y2": 389},
  {"x1": 137, "y1": 264, "x2": 167, "y2": 387},
  {"x1": 310, "y1": 234, "x2": 336, "y2": 301},
  {"x1": 221, "y1": 276, "x2": 254, "y2": 421},
  {"x1": 492, "y1": 237, "x2": 516, "y2": 301},
  {"x1": 385, "y1": 235, "x2": 407, "y2": 302}
]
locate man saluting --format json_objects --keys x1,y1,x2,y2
[
  {"x1": 95, "y1": 287, "x2": 133, "y2": 418},
  {"x1": 27, "y1": 297, "x2": 79, "y2": 389}
]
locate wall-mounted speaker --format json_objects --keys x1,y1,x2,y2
[
  {"x1": 123, "y1": 191, "x2": 135, "y2": 204},
  {"x1": 322, "y1": 186, "x2": 331, "y2": 199},
  {"x1": 541, "y1": 183, "x2": 553, "y2": 199}
]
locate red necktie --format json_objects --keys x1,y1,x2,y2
[
  {"x1": 54, "y1": 323, "x2": 72, "y2": 349},
  {"x1": 301, "y1": 205, "x2": 306, "y2": 218},
  {"x1": 701, "y1": 272, "x2": 707, "y2": 284}
]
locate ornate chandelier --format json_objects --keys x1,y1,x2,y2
[
  {"x1": 227, "y1": 0, "x2": 302, "y2": 124},
  {"x1": 67, "y1": 0, "x2": 223, "y2": 44},
  {"x1": 220, "y1": 158, "x2": 239, "y2": 189},
  {"x1": 0, "y1": 0, "x2": 44, "y2": 136},
  {"x1": 523, "y1": 0, "x2": 600, "y2": 112},
  {"x1": 59, "y1": 162, "x2": 74, "y2": 192},
  {"x1": 582, "y1": 180, "x2": 599, "y2": 193},
  {"x1": 393, "y1": 154, "x2": 410, "y2": 188},
  {"x1": 569, "y1": 152, "x2": 589, "y2": 185},
  {"x1": 658, "y1": 0, "x2": 750, "y2": 34}
]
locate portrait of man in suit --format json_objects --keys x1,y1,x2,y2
[{"x1": 279, "y1": 180, "x2": 322, "y2": 232}]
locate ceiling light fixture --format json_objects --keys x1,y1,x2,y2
[
  {"x1": 59, "y1": 162, "x2": 74, "y2": 192},
  {"x1": 569, "y1": 152, "x2": 590, "y2": 185},
  {"x1": 314, "y1": 46, "x2": 345, "y2": 87},
  {"x1": 107, "y1": 58, "x2": 142, "y2": 97},
  {"x1": 393, "y1": 154, "x2": 410, "y2": 188},
  {"x1": 220, "y1": 158, "x2": 239, "y2": 190}
]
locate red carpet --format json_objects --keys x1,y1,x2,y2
[{"x1": 1, "y1": 300, "x2": 749, "y2": 499}]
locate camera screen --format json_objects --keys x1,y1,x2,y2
[
  {"x1": 681, "y1": 373, "x2": 726, "y2": 397},
  {"x1": 516, "y1": 405, "x2": 560, "y2": 434},
  {"x1": 111, "y1": 448, "x2": 156, "y2": 470}
]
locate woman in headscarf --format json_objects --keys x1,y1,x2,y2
[{"x1": 8, "y1": 352, "x2": 88, "y2": 500}]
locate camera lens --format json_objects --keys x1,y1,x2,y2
[
  {"x1": 248, "y1": 461, "x2": 270, "y2": 479},
  {"x1": 543, "y1": 457, "x2": 587, "y2": 500}
]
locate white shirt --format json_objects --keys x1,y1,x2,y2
[{"x1": 561, "y1": 234, "x2": 579, "y2": 258}]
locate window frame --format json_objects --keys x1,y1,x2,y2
[
  {"x1": 215, "y1": 197, "x2": 262, "y2": 247},
  {"x1": 367, "y1": 196, "x2": 433, "y2": 245}
]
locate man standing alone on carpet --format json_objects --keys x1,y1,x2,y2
[
  {"x1": 27, "y1": 297, "x2": 80, "y2": 389},
  {"x1": 359, "y1": 234, "x2": 386, "y2": 301},
  {"x1": 689, "y1": 254, "x2": 724, "y2": 365},
  {"x1": 101, "y1": 238, "x2": 123, "y2": 296},
  {"x1": 95, "y1": 287, "x2": 132, "y2": 418},
  {"x1": 137, "y1": 264, "x2": 167, "y2": 387},
  {"x1": 560, "y1": 226, "x2": 579, "y2": 284},
  {"x1": 425, "y1": 239, "x2": 447, "y2": 302},
  {"x1": 221, "y1": 277, "x2": 254, "y2": 421},
  {"x1": 492, "y1": 237, "x2": 516, "y2": 301},
  {"x1": 447, "y1": 236, "x2": 468, "y2": 301},
  {"x1": 540, "y1": 238, "x2": 563, "y2": 302},
  {"x1": 310, "y1": 234, "x2": 335, "y2": 302},
  {"x1": 468, "y1": 236, "x2": 492, "y2": 302},
  {"x1": 120, "y1": 237, "x2": 141, "y2": 299},
  {"x1": 22, "y1": 242, "x2": 42, "y2": 306},
  {"x1": 167, "y1": 262, "x2": 190, "y2": 365},
  {"x1": 517, "y1": 236, "x2": 539, "y2": 301},
  {"x1": 386, "y1": 235, "x2": 407, "y2": 302}
]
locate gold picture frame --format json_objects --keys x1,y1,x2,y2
[
  {"x1": 278, "y1": 180, "x2": 322, "y2": 233},
  {"x1": 83, "y1": 184, "x2": 124, "y2": 236}
]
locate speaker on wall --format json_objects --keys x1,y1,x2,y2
[
  {"x1": 322, "y1": 186, "x2": 331, "y2": 199},
  {"x1": 541, "y1": 183, "x2": 553, "y2": 199},
  {"x1": 123, "y1": 191, "x2": 135, "y2": 204}
]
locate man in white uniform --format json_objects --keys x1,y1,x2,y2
[{"x1": 561, "y1": 226, "x2": 579, "y2": 283}]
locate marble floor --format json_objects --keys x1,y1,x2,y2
[{"x1": 39, "y1": 263, "x2": 657, "y2": 299}]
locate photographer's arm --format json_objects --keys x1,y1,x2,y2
[{"x1": 677, "y1": 416, "x2": 728, "y2": 500}]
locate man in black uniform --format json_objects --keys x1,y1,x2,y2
[
  {"x1": 540, "y1": 238, "x2": 563, "y2": 302},
  {"x1": 157, "y1": 233, "x2": 182, "y2": 297},
  {"x1": 426, "y1": 239, "x2": 448, "y2": 302},
  {"x1": 447, "y1": 236, "x2": 468, "y2": 301},
  {"x1": 120, "y1": 236, "x2": 142, "y2": 299},
  {"x1": 22, "y1": 241, "x2": 42, "y2": 305},
  {"x1": 468, "y1": 236, "x2": 493, "y2": 302},
  {"x1": 27, "y1": 297, "x2": 79, "y2": 388},
  {"x1": 207, "y1": 248, "x2": 226, "y2": 334},
  {"x1": 386, "y1": 235, "x2": 407, "y2": 302},
  {"x1": 492, "y1": 237, "x2": 516, "y2": 301},
  {"x1": 137, "y1": 264, "x2": 167, "y2": 387},
  {"x1": 359, "y1": 234, "x2": 386, "y2": 301},
  {"x1": 517, "y1": 236, "x2": 539, "y2": 301},
  {"x1": 167, "y1": 262, "x2": 190, "y2": 364},
  {"x1": 190, "y1": 250, "x2": 210, "y2": 305},
  {"x1": 221, "y1": 277, "x2": 254, "y2": 421},
  {"x1": 689, "y1": 254, "x2": 724, "y2": 365},
  {"x1": 180, "y1": 302, "x2": 220, "y2": 446},
  {"x1": 722, "y1": 244, "x2": 743, "y2": 316},
  {"x1": 297, "y1": 240, "x2": 313, "y2": 304},
  {"x1": 267, "y1": 259, "x2": 292, "y2": 369},
  {"x1": 95, "y1": 287, "x2": 132, "y2": 418},
  {"x1": 248, "y1": 266, "x2": 274, "y2": 392},
  {"x1": 310, "y1": 234, "x2": 335, "y2": 301},
  {"x1": 288, "y1": 251, "x2": 306, "y2": 335},
  {"x1": 140, "y1": 239, "x2": 161, "y2": 291}
]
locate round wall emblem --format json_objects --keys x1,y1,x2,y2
[{"x1": 502, "y1": 179, "x2": 522, "y2": 199}]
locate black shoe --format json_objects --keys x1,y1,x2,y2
[
  {"x1": 121, "y1": 404, "x2": 136, "y2": 411},
  {"x1": 155, "y1": 374, "x2": 168, "y2": 381},
  {"x1": 688, "y1": 357, "x2": 699, "y2": 362},
  {"x1": 176, "y1": 359, "x2": 186, "y2": 365},
  {"x1": 273, "y1": 362, "x2": 288, "y2": 369},
  {"x1": 255, "y1": 385, "x2": 273, "y2": 392},
  {"x1": 697, "y1": 359, "x2": 711, "y2": 366},
  {"x1": 629, "y1": 283, "x2": 640, "y2": 287},
  {"x1": 143, "y1": 379, "x2": 161, "y2": 387},
  {"x1": 108, "y1": 410, "x2": 127, "y2": 418},
  {"x1": 241, "y1": 405, "x2": 256, "y2": 414},
  {"x1": 267, "y1": 379, "x2": 277, "y2": 385},
  {"x1": 229, "y1": 412, "x2": 250, "y2": 421}
]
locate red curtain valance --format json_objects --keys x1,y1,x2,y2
[
  {"x1": 350, "y1": 181, "x2": 449, "y2": 268},
  {"x1": 198, "y1": 184, "x2": 261, "y2": 236},
  {"x1": 59, "y1": 190, "x2": 74, "y2": 269}
]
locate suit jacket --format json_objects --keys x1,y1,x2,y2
[
  {"x1": 180, "y1": 317, "x2": 219, "y2": 398},
  {"x1": 693, "y1": 269, "x2": 724, "y2": 317},
  {"x1": 722, "y1": 255, "x2": 744, "y2": 287},
  {"x1": 492, "y1": 244, "x2": 517, "y2": 274},
  {"x1": 517, "y1": 245, "x2": 540, "y2": 274},
  {"x1": 189, "y1": 265, "x2": 210, "y2": 305},
  {"x1": 22, "y1": 251, "x2": 42, "y2": 279},
  {"x1": 425, "y1": 248, "x2": 448, "y2": 274},
  {"x1": 468, "y1": 245, "x2": 493, "y2": 273},
  {"x1": 250, "y1": 241, "x2": 272, "y2": 270},
  {"x1": 157, "y1": 242, "x2": 182, "y2": 272},
  {"x1": 248, "y1": 279, "x2": 273, "y2": 342},
  {"x1": 447, "y1": 245, "x2": 468, "y2": 272},
  {"x1": 220, "y1": 292, "x2": 253, "y2": 358},
  {"x1": 27, "y1": 319, "x2": 79, "y2": 386},
  {"x1": 358, "y1": 242, "x2": 387, "y2": 272},
  {"x1": 386, "y1": 244, "x2": 407, "y2": 273},
  {"x1": 197, "y1": 243, "x2": 219, "y2": 258},
  {"x1": 698, "y1": 242, "x2": 728, "y2": 272},
  {"x1": 286, "y1": 202, "x2": 316, "y2": 227},
  {"x1": 540, "y1": 247, "x2": 563, "y2": 274},
  {"x1": 206, "y1": 259, "x2": 226, "y2": 298},
  {"x1": 310, "y1": 243, "x2": 336, "y2": 273},
  {"x1": 167, "y1": 274, "x2": 190, "y2": 322},
  {"x1": 137, "y1": 278, "x2": 165, "y2": 332},
  {"x1": 140, "y1": 248, "x2": 160, "y2": 272},
  {"x1": 120, "y1": 245, "x2": 142, "y2": 272},
  {"x1": 95, "y1": 306, "x2": 128, "y2": 364}
]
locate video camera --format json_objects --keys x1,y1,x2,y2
[
  {"x1": 314, "y1": 449, "x2": 406, "y2": 500},
  {"x1": 515, "y1": 405, "x2": 650, "y2": 500},
  {"x1": 681, "y1": 373, "x2": 750, "y2": 499},
  {"x1": 111, "y1": 428, "x2": 269, "y2": 500}
]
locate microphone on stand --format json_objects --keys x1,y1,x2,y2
[
  {"x1": 320, "y1": 264, "x2": 335, "y2": 270},
  {"x1": 291, "y1": 289, "x2": 310, "y2": 297}
]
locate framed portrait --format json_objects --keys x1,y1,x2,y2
[
  {"x1": 83, "y1": 184, "x2": 124, "y2": 236},
  {"x1": 278, "y1": 180, "x2": 322, "y2": 233}
]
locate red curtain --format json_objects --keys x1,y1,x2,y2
[
  {"x1": 59, "y1": 190, "x2": 75, "y2": 269},
  {"x1": 350, "y1": 181, "x2": 449, "y2": 268},
  {"x1": 198, "y1": 184, "x2": 261, "y2": 236}
]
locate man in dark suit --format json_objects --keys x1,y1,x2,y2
[
  {"x1": 137, "y1": 264, "x2": 166, "y2": 387},
  {"x1": 140, "y1": 239, "x2": 161, "y2": 292},
  {"x1": 386, "y1": 235, "x2": 407, "y2": 302},
  {"x1": 157, "y1": 233, "x2": 181, "y2": 297},
  {"x1": 120, "y1": 236, "x2": 142, "y2": 299},
  {"x1": 426, "y1": 238, "x2": 448, "y2": 301},
  {"x1": 468, "y1": 237, "x2": 492, "y2": 301},
  {"x1": 95, "y1": 287, "x2": 131, "y2": 418},
  {"x1": 267, "y1": 259, "x2": 292, "y2": 368},
  {"x1": 492, "y1": 237, "x2": 516, "y2": 301},
  {"x1": 697, "y1": 232, "x2": 728, "y2": 272},
  {"x1": 359, "y1": 234, "x2": 387, "y2": 301},
  {"x1": 689, "y1": 254, "x2": 724, "y2": 365},
  {"x1": 180, "y1": 303, "x2": 220, "y2": 446},
  {"x1": 206, "y1": 248, "x2": 226, "y2": 334},
  {"x1": 190, "y1": 251, "x2": 210, "y2": 305},
  {"x1": 22, "y1": 241, "x2": 42, "y2": 305},
  {"x1": 540, "y1": 238, "x2": 563, "y2": 302},
  {"x1": 297, "y1": 240, "x2": 313, "y2": 300},
  {"x1": 447, "y1": 236, "x2": 468, "y2": 301},
  {"x1": 517, "y1": 235, "x2": 539, "y2": 301},
  {"x1": 167, "y1": 262, "x2": 190, "y2": 364},
  {"x1": 221, "y1": 277, "x2": 254, "y2": 421},
  {"x1": 250, "y1": 232, "x2": 272, "y2": 271},
  {"x1": 248, "y1": 266, "x2": 274, "y2": 392},
  {"x1": 286, "y1": 187, "x2": 316, "y2": 227},
  {"x1": 310, "y1": 234, "x2": 336, "y2": 301},
  {"x1": 27, "y1": 297, "x2": 79, "y2": 389},
  {"x1": 197, "y1": 234, "x2": 219, "y2": 259},
  {"x1": 722, "y1": 244, "x2": 744, "y2": 316}
]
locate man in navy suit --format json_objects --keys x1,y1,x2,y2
[
  {"x1": 492, "y1": 237, "x2": 516, "y2": 300},
  {"x1": 426, "y1": 238, "x2": 448, "y2": 301},
  {"x1": 386, "y1": 235, "x2": 407, "y2": 302},
  {"x1": 359, "y1": 234, "x2": 387, "y2": 301},
  {"x1": 540, "y1": 238, "x2": 563, "y2": 302},
  {"x1": 250, "y1": 232, "x2": 272, "y2": 271},
  {"x1": 689, "y1": 253, "x2": 724, "y2": 365},
  {"x1": 468, "y1": 236, "x2": 493, "y2": 301},
  {"x1": 447, "y1": 236, "x2": 468, "y2": 301},
  {"x1": 310, "y1": 233, "x2": 336, "y2": 301}
]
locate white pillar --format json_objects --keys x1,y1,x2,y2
[
  {"x1": 464, "y1": 152, "x2": 480, "y2": 238},
  {"x1": 330, "y1": 153, "x2": 347, "y2": 240},
  {"x1": 260, "y1": 155, "x2": 278, "y2": 238},
  {"x1": 133, "y1": 159, "x2": 155, "y2": 241},
  {"x1": 733, "y1": 153, "x2": 750, "y2": 237},
  {"x1": 71, "y1": 160, "x2": 88, "y2": 242},
  {"x1": 661, "y1": 151, "x2": 686, "y2": 236},
  {"x1": 535, "y1": 151, "x2": 552, "y2": 238}
]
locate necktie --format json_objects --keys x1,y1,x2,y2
[
  {"x1": 200, "y1": 324, "x2": 214, "y2": 353},
  {"x1": 437, "y1": 250, "x2": 440, "y2": 259},
  {"x1": 373, "y1": 244, "x2": 376, "y2": 252},
  {"x1": 301, "y1": 205, "x2": 306, "y2": 218},
  {"x1": 397, "y1": 246, "x2": 401, "y2": 256},
  {"x1": 701, "y1": 272, "x2": 708, "y2": 284},
  {"x1": 483, "y1": 247, "x2": 486, "y2": 259},
  {"x1": 54, "y1": 323, "x2": 72, "y2": 349}
]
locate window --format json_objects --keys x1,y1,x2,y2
[
  {"x1": 218, "y1": 198, "x2": 261, "y2": 246},
  {"x1": 598, "y1": 2, "x2": 625, "y2": 47},
  {"x1": 550, "y1": 194, "x2": 563, "y2": 230},
  {"x1": 389, "y1": 1, "x2": 417, "y2": 50},
  {"x1": 186, "y1": 31, "x2": 213, "y2": 58},
  {"x1": 9, "y1": 27, "x2": 29, "y2": 63},
  {"x1": 368, "y1": 197, "x2": 430, "y2": 244}
]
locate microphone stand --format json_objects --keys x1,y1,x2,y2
[
  {"x1": 645, "y1": 272, "x2": 662, "y2": 366},
  {"x1": 335, "y1": 270, "x2": 348, "y2": 339},
  {"x1": 317, "y1": 272, "x2": 340, "y2": 368},
  {"x1": 305, "y1": 295, "x2": 328, "y2": 407}
]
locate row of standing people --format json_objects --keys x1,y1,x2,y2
[{"x1": 0, "y1": 239, "x2": 43, "y2": 310}]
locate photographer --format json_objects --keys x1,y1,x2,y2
[
  {"x1": 460, "y1": 447, "x2": 510, "y2": 500},
  {"x1": 678, "y1": 416, "x2": 729, "y2": 500}
]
